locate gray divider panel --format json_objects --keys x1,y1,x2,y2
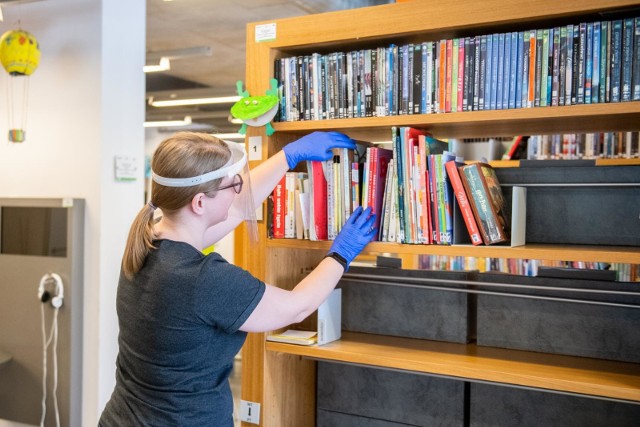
[
  {"x1": 476, "y1": 272, "x2": 640, "y2": 363},
  {"x1": 340, "y1": 266, "x2": 477, "y2": 343},
  {"x1": 495, "y1": 165, "x2": 640, "y2": 246},
  {"x1": 470, "y1": 383, "x2": 640, "y2": 427},
  {"x1": 317, "y1": 362, "x2": 465, "y2": 426}
]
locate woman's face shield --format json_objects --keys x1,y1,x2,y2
[{"x1": 151, "y1": 140, "x2": 258, "y2": 242}]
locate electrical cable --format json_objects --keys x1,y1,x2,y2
[{"x1": 40, "y1": 286, "x2": 61, "y2": 427}]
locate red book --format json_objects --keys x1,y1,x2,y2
[
  {"x1": 444, "y1": 160, "x2": 483, "y2": 245},
  {"x1": 457, "y1": 38, "x2": 465, "y2": 112},
  {"x1": 272, "y1": 175, "x2": 286, "y2": 239},
  {"x1": 368, "y1": 147, "x2": 393, "y2": 237},
  {"x1": 308, "y1": 160, "x2": 328, "y2": 240}
]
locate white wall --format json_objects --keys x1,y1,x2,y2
[{"x1": 0, "y1": 0, "x2": 145, "y2": 425}]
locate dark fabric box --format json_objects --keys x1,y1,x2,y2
[
  {"x1": 317, "y1": 362, "x2": 466, "y2": 426},
  {"x1": 470, "y1": 383, "x2": 640, "y2": 427},
  {"x1": 476, "y1": 272, "x2": 640, "y2": 362},
  {"x1": 495, "y1": 165, "x2": 640, "y2": 246},
  {"x1": 340, "y1": 266, "x2": 477, "y2": 343}
]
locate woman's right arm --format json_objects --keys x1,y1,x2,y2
[{"x1": 239, "y1": 206, "x2": 376, "y2": 333}]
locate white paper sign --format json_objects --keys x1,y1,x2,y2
[
  {"x1": 248, "y1": 136, "x2": 263, "y2": 161},
  {"x1": 255, "y1": 23, "x2": 276, "y2": 42},
  {"x1": 114, "y1": 156, "x2": 138, "y2": 181}
]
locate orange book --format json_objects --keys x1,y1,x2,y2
[
  {"x1": 445, "y1": 160, "x2": 483, "y2": 245},
  {"x1": 438, "y1": 40, "x2": 447, "y2": 113},
  {"x1": 527, "y1": 29, "x2": 537, "y2": 108},
  {"x1": 445, "y1": 39, "x2": 453, "y2": 112}
]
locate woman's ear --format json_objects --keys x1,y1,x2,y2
[{"x1": 190, "y1": 193, "x2": 206, "y2": 215}]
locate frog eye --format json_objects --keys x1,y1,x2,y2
[{"x1": 252, "y1": 100, "x2": 259, "y2": 105}]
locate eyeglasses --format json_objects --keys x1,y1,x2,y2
[{"x1": 212, "y1": 174, "x2": 243, "y2": 194}]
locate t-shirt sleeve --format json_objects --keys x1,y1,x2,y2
[{"x1": 195, "y1": 254, "x2": 266, "y2": 333}]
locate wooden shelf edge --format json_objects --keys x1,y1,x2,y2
[
  {"x1": 271, "y1": 102, "x2": 640, "y2": 138},
  {"x1": 266, "y1": 239, "x2": 640, "y2": 264},
  {"x1": 266, "y1": 332, "x2": 640, "y2": 403}
]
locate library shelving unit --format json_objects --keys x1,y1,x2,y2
[{"x1": 238, "y1": 1, "x2": 640, "y2": 425}]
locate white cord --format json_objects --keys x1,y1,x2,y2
[{"x1": 40, "y1": 302, "x2": 61, "y2": 427}]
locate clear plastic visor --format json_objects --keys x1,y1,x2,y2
[{"x1": 151, "y1": 140, "x2": 258, "y2": 242}]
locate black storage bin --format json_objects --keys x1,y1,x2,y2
[
  {"x1": 317, "y1": 362, "x2": 466, "y2": 427},
  {"x1": 495, "y1": 165, "x2": 640, "y2": 246},
  {"x1": 340, "y1": 266, "x2": 477, "y2": 343},
  {"x1": 476, "y1": 272, "x2": 640, "y2": 363},
  {"x1": 470, "y1": 383, "x2": 640, "y2": 427}
]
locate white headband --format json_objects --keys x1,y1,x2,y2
[{"x1": 151, "y1": 140, "x2": 247, "y2": 188}]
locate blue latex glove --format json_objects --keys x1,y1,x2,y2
[
  {"x1": 282, "y1": 131, "x2": 355, "y2": 169},
  {"x1": 328, "y1": 207, "x2": 377, "y2": 270}
]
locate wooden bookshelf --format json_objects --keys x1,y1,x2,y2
[
  {"x1": 239, "y1": 1, "x2": 640, "y2": 426},
  {"x1": 267, "y1": 239, "x2": 640, "y2": 265},
  {"x1": 266, "y1": 331, "x2": 640, "y2": 403}
]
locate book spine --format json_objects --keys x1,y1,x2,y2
[
  {"x1": 551, "y1": 27, "x2": 560, "y2": 106},
  {"x1": 272, "y1": 175, "x2": 286, "y2": 239},
  {"x1": 634, "y1": 17, "x2": 640, "y2": 101},
  {"x1": 592, "y1": 22, "x2": 601, "y2": 104},
  {"x1": 610, "y1": 20, "x2": 623, "y2": 102},
  {"x1": 600, "y1": 21, "x2": 609, "y2": 103},
  {"x1": 473, "y1": 36, "x2": 481, "y2": 111},
  {"x1": 445, "y1": 161, "x2": 483, "y2": 245},
  {"x1": 496, "y1": 32, "x2": 505, "y2": 110},
  {"x1": 584, "y1": 23, "x2": 593, "y2": 104},
  {"x1": 479, "y1": 35, "x2": 488, "y2": 110},
  {"x1": 621, "y1": 18, "x2": 634, "y2": 102}
]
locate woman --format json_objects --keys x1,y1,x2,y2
[{"x1": 99, "y1": 131, "x2": 376, "y2": 426}]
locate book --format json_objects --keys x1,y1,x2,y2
[
  {"x1": 445, "y1": 160, "x2": 483, "y2": 245},
  {"x1": 307, "y1": 160, "x2": 328, "y2": 240},
  {"x1": 458, "y1": 162, "x2": 510, "y2": 245},
  {"x1": 266, "y1": 329, "x2": 318, "y2": 346},
  {"x1": 272, "y1": 175, "x2": 287, "y2": 239}
]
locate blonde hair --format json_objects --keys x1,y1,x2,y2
[{"x1": 122, "y1": 132, "x2": 231, "y2": 279}]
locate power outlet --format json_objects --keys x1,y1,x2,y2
[{"x1": 239, "y1": 400, "x2": 261, "y2": 425}]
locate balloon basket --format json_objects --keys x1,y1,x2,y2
[{"x1": 8, "y1": 129, "x2": 25, "y2": 143}]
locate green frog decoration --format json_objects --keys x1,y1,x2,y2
[{"x1": 230, "y1": 78, "x2": 280, "y2": 136}]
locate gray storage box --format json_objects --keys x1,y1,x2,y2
[
  {"x1": 470, "y1": 383, "x2": 640, "y2": 427},
  {"x1": 317, "y1": 362, "x2": 466, "y2": 426},
  {"x1": 476, "y1": 272, "x2": 640, "y2": 363},
  {"x1": 495, "y1": 165, "x2": 640, "y2": 246},
  {"x1": 340, "y1": 266, "x2": 477, "y2": 343}
]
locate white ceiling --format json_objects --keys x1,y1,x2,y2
[{"x1": 145, "y1": 0, "x2": 392, "y2": 133}]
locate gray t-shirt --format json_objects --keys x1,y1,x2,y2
[{"x1": 100, "y1": 239, "x2": 265, "y2": 426}]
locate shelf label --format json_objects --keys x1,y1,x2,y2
[
  {"x1": 248, "y1": 136, "x2": 263, "y2": 161},
  {"x1": 240, "y1": 400, "x2": 261, "y2": 424},
  {"x1": 255, "y1": 23, "x2": 276, "y2": 42}
]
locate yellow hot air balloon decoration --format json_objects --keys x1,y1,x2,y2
[{"x1": 0, "y1": 29, "x2": 41, "y2": 143}]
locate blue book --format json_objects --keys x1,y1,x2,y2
[
  {"x1": 496, "y1": 32, "x2": 505, "y2": 109},
  {"x1": 600, "y1": 21, "x2": 609, "y2": 103},
  {"x1": 633, "y1": 17, "x2": 640, "y2": 101},
  {"x1": 621, "y1": 18, "x2": 634, "y2": 102},
  {"x1": 592, "y1": 22, "x2": 601, "y2": 104},
  {"x1": 510, "y1": 31, "x2": 520, "y2": 109},
  {"x1": 610, "y1": 20, "x2": 623, "y2": 102},
  {"x1": 585, "y1": 22, "x2": 594, "y2": 103},
  {"x1": 520, "y1": 30, "x2": 535, "y2": 108},
  {"x1": 515, "y1": 31, "x2": 524, "y2": 108},
  {"x1": 490, "y1": 33, "x2": 499, "y2": 110}
]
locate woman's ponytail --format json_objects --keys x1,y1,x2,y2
[{"x1": 122, "y1": 202, "x2": 157, "y2": 279}]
